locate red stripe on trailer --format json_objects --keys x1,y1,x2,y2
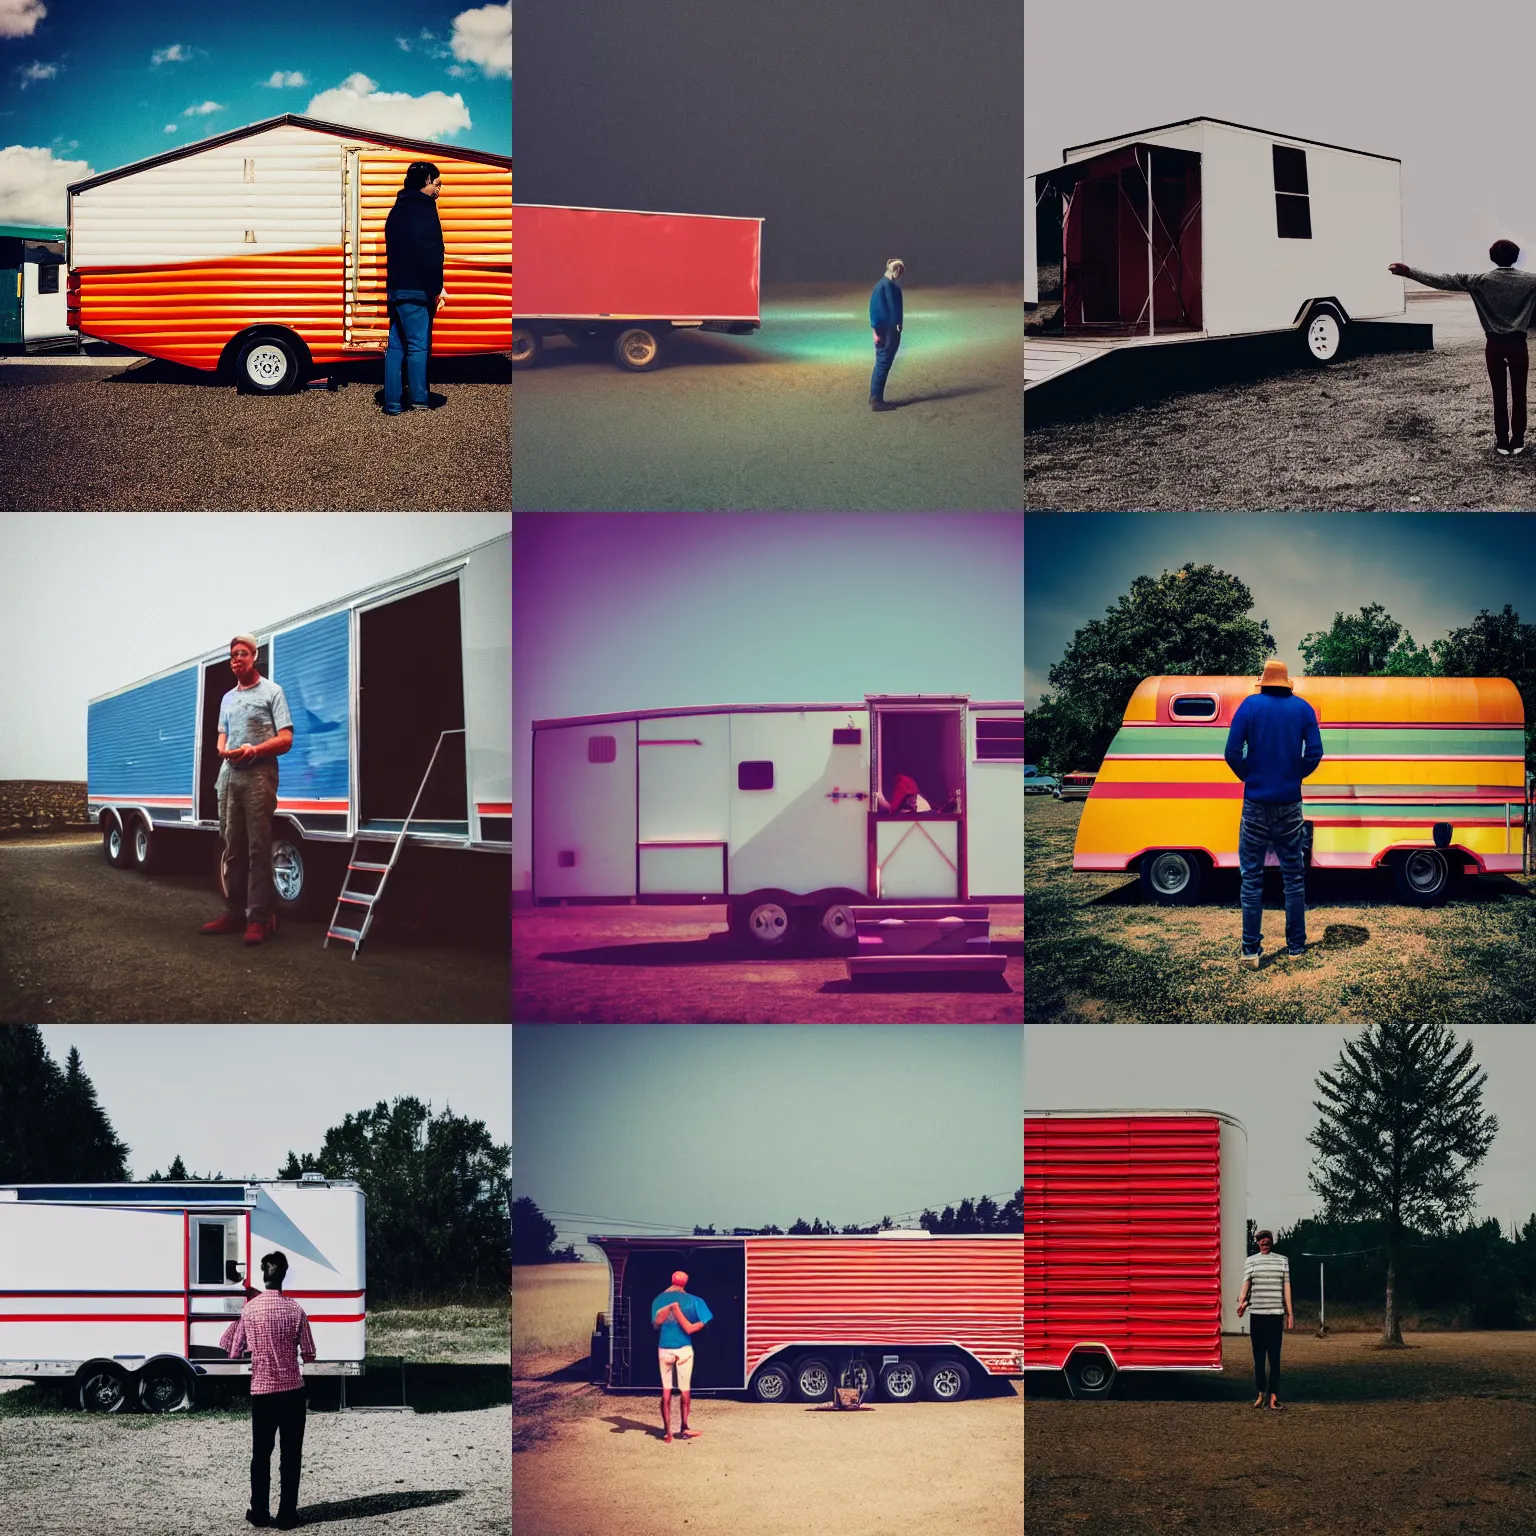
[
  {"x1": 1024, "y1": 1115, "x2": 1222, "y2": 1371},
  {"x1": 0, "y1": 1312, "x2": 186, "y2": 1323},
  {"x1": 476, "y1": 803, "x2": 512, "y2": 813}
]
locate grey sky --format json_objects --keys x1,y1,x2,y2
[
  {"x1": 36, "y1": 1024, "x2": 511, "y2": 1183},
  {"x1": 1026, "y1": 1, "x2": 1536, "y2": 296},
  {"x1": 1026, "y1": 1025, "x2": 1536, "y2": 1236},
  {"x1": 0, "y1": 513, "x2": 511, "y2": 781},
  {"x1": 514, "y1": 1025, "x2": 1023, "y2": 1258},
  {"x1": 1024, "y1": 512, "x2": 1536, "y2": 707}
]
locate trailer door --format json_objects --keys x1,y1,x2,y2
[
  {"x1": 186, "y1": 1210, "x2": 250, "y2": 1358},
  {"x1": 343, "y1": 148, "x2": 391, "y2": 351}
]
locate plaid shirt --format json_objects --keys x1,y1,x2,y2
[{"x1": 220, "y1": 1289, "x2": 317, "y2": 1395}]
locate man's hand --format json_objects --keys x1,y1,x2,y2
[
  {"x1": 1285, "y1": 1313, "x2": 1295, "y2": 1331},
  {"x1": 232, "y1": 744, "x2": 258, "y2": 765},
  {"x1": 1236, "y1": 1299, "x2": 1247, "y2": 1317},
  {"x1": 872, "y1": 328, "x2": 880, "y2": 344},
  {"x1": 1389, "y1": 262, "x2": 1410, "y2": 276},
  {"x1": 437, "y1": 288, "x2": 449, "y2": 313}
]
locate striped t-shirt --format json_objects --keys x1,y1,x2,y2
[{"x1": 1243, "y1": 1250, "x2": 1290, "y2": 1314}]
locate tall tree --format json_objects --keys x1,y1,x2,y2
[
  {"x1": 1433, "y1": 604, "x2": 1536, "y2": 767},
  {"x1": 1309, "y1": 1022, "x2": 1497, "y2": 1344},
  {"x1": 1299, "y1": 603, "x2": 1414, "y2": 676},
  {"x1": 511, "y1": 1196, "x2": 558, "y2": 1264},
  {"x1": 0, "y1": 1027, "x2": 128, "y2": 1183}
]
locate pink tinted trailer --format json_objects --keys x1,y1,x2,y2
[
  {"x1": 1024, "y1": 1111, "x2": 1247, "y2": 1398},
  {"x1": 588, "y1": 1232, "x2": 1023, "y2": 1404}
]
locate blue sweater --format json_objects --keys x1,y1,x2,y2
[
  {"x1": 870, "y1": 276, "x2": 903, "y2": 335},
  {"x1": 1223, "y1": 690, "x2": 1324, "y2": 805}
]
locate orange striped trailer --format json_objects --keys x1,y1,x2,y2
[
  {"x1": 67, "y1": 114, "x2": 510, "y2": 393},
  {"x1": 589, "y1": 1232, "x2": 1023, "y2": 1403},
  {"x1": 1073, "y1": 675, "x2": 1528, "y2": 905}
]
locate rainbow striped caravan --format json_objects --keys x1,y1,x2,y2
[{"x1": 1073, "y1": 675, "x2": 1527, "y2": 906}]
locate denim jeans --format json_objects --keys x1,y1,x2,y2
[
  {"x1": 250, "y1": 1385, "x2": 306, "y2": 1519},
  {"x1": 384, "y1": 289, "x2": 433, "y2": 410},
  {"x1": 870, "y1": 329, "x2": 901, "y2": 400},
  {"x1": 220, "y1": 764, "x2": 278, "y2": 923},
  {"x1": 1238, "y1": 798, "x2": 1308, "y2": 954}
]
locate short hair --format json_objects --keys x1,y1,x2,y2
[
  {"x1": 1491, "y1": 239, "x2": 1521, "y2": 267},
  {"x1": 261, "y1": 1250, "x2": 289, "y2": 1285},
  {"x1": 405, "y1": 161, "x2": 441, "y2": 191},
  {"x1": 1255, "y1": 1229, "x2": 1274, "y2": 1244},
  {"x1": 230, "y1": 634, "x2": 258, "y2": 656},
  {"x1": 886, "y1": 257, "x2": 904, "y2": 273}
]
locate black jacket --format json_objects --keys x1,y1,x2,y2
[{"x1": 385, "y1": 188, "x2": 445, "y2": 295}]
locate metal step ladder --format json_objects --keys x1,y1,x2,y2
[{"x1": 325, "y1": 728, "x2": 464, "y2": 959}]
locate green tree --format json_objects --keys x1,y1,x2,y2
[
  {"x1": 1030, "y1": 564, "x2": 1276, "y2": 774},
  {"x1": 0, "y1": 1028, "x2": 129, "y2": 1183},
  {"x1": 1309, "y1": 1022, "x2": 1497, "y2": 1345},
  {"x1": 1299, "y1": 603, "x2": 1415, "y2": 675},
  {"x1": 511, "y1": 1196, "x2": 558, "y2": 1264},
  {"x1": 1432, "y1": 604, "x2": 1536, "y2": 767}
]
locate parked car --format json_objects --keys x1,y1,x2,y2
[
  {"x1": 1024, "y1": 764, "x2": 1061, "y2": 797},
  {"x1": 1058, "y1": 771, "x2": 1096, "y2": 802}
]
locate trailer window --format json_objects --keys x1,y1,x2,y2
[
  {"x1": 194, "y1": 1217, "x2": 241, "y2": 1286},
  {"x1": 975, "y1": 719, "x2": 1024, "y2": 760},
  {"x1": 1273, "y1": 145, "x2": 1312, "y2": 239},
  {"x1": 588, "y1": 735, "x2": 616, "y2": 764},
  {"x1": 833, "y1": 728, "x2": 862, "y2": 745},
  {"x1": 37, "y1": 262, "x2": 60, "y2": 294},
  {"x1": 1169, "y1": 695, "x2": 1219, "y2": 721},
  {"x1": 737, "y1": 760, "x2": 774, "y2": 790}
]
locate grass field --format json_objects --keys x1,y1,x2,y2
[
  {"x1": 1025, "y1": 798, "x2": 1536, "y2": 1023},
  {"x1": 511, "y1": 1265, "x2": 607, "y2": 1377}
]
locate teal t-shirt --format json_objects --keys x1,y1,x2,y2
[{"x1": 651, "y1": 1289, "x2": 712, "y2": 1349}]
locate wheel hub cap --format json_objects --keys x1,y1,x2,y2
[{"x1": 248, "y1": 345, "x2": 286, "y2": 384}]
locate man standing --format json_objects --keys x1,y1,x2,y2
[
  {"x1": 868, "y1": 258, "x2": 905, "y2": 411},
  {"x1": 652, "y1": 1269, "x2": 712, "y2": 1443},
  {"x1": 1390, "y1": 243, "x2": 1536, "y2": 454},
  {"x1": 1223, "y1": 660, "x2": 1323, "y2": 968},
  {"x1": 1235, "y1": 1228, "x2": 1293, "y2": 1409},
  {"x1": 383, "y1": 161, "x2": 448, "y2": 416},
  {"x1": 199, "y1": 635, "x2": 292, "y2": 946},
  {"x1": 221, "y1": 1249, "x2": 316, "y2": 1529}
]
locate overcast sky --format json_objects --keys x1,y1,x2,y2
[
  {"x1": 512, "y1": 512, "x2": 1023, "y2": 889},
  {"x1": 0, "y1": 512, "x2": 510, "y2": 781},
  {"x1": 35, "y1": 1023, "x2": 511, "y2": 1182},
  {"x1": 1025, "y1": 512, "x2": 1536, "y2": 707},
  {"x1": 1026, "y1": 1025, "x2": 1536, "y2": 1236},
  {"x1": 517, "y1": 0, "x2": 1022, "y2": 284},
  {"x1": 1025, "y1": 1, "x2": 1536, "y2": 296},
  {"x1": 514, "y1": 1025, "x2": 1023, "y2": 1259}
]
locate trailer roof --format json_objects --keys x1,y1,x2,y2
[
  {"x1": 68, "y1": 113, "x2": 511, "y2": 194},
  {"x1": 1027, "y1": 1108, "x2": 1248, "y2": 1133},
  {"x1": 516, "y1": 203, "x2": 763, "y2": 222},
  {"x1": 534, "y1": 700, "x2": 1025, "y2": 729},
  {"x1": 0, "y1": 223, "x2": 65, "y2": 241},
  {"x1": 1060, "y1": 115, "x2": 1400, "y2": 165},
  {"x1": 0, "y1": 1180, "x2": 361, "y2": 1199}
]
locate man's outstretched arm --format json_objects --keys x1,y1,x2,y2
[{"x1": 1389, "y1": 262, "x2": 1474, "y2": 292}]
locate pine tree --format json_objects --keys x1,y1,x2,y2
[{"x1": 0, "y1": 1028, "x2": 127, "y2": 1183}]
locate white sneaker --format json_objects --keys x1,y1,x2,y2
[
  {"x1": 1240, "y1": 951, "x2": 1261, "y2": 970},
  {"x1": 1497, "y1": 446, "x2": 1512, "y2": 457},
  {"x1": 1514, "y1": 444, "x2": 1527, "y2": 456}
]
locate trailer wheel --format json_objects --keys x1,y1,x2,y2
[
  {"x1": 103, "y1": 817, "x2": 133, "y2": 870},
  {"x1": 1138, "y1": 850, "x2": 1204, "y2": 905},
  {"x1": 129, "y1": 816, "x2": 161, "y2": 875},
  {"x1": 878, "y1": 1358, "x2": 923, "y2": 1402},
  {"x1": 271, "y1": 830, "x2": 330, "y2": 922},
  {"x1": 511, "y1": 325, "x2": 541, "y2": 369},
  {"x1": 137, "y1": 1360, "x2": 194, "y2": 1413},
  {"x1": 1392, "y1": 848, "x2": 1456, "y2": 906},
  {"x1": 927, "y1": 1359, "x2": 972, "y2": 1402},
  {"x1": 1301, "y1": 303, "x2": 1346, "y2": 365},
  {"x1": 749, "y1": 1363, "x2": 792, "y2": 1403},
  {"x1": 793, "y1": 1356, "x2": 834, "y2": 1402},
  {"x1": 613, "y1": 326, "x2": 665, "y2": 371},
  {"x1": 1064, "y1": 1351, "x2": 1115, "y2": 1399},
  {"x1": 741, "y1": 900, "x2": 794, "y2": 949},
  {"x1": 814, "y1": 903, "x2": 858, "y2": 954},
  {"x1": 237, "y1": 333, "x2": 304, "y2": 394},
  {"x1": 78, "y1": 1364, "x2": 129, "y2": 1413},
  {"x1": 846, "y1": 1357, "x2": 877, "y2": 1398}
]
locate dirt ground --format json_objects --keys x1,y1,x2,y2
[
  {"x1": 0, "y1": 355, "x2": 509, "y2": 511},
  {"x1": 1027, "y1": 1332, "x2": 1536, "y2": 1536},
  {"x1": 513, "y1": 286, "x2": 1021, "y2": 510},
  {"x1": 1025, "y1": 798, "x2": 1536, "y2": 1023},
  {"x1": 1024, "y1": 293, "x2": 1536, "y2": 511},
  {"x1": 0, "y1": 836, "x2": 509, "y2": 1023},
  {"x1": 513, "y1": 902, "x2": 1023, "y2": 1023}
]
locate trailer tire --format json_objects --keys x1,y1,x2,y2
[
  {"x1": 1064, "y1": 1351, "x2": 1115, "y2": 1399},
  {"x1": 1138, "y1": 849, "x2": 1204, "y2": 905},
  {"x1": 137, "y1": 1360, "x2": 194, "y2": 1413},
  {"x1": 1301, "y1": 302, "x2": 1346, "y2": 365},
  {"x1": 793, "y1": 1356, "x2": 834, "y2": 1402},
  {"x1": 77, "y1": 1364, "x2": 129, "y2": 1413},
  {"x1": 129, "y1": 815, "x2": 161, "y2": 875},
  {"x1": 927, "y1": 1359, "x2": 972, "y2": 1402},
  {"x1": 735, "y1": 899, "x2": 794, "y2": 950},
  {"x1": 846, "y1": 1356, "x2": 878, "y2": 1399},
  {"x1": 270, "y1": 829, "x2": 331, "y2": 922},
  {"x1": 511, "y1": 325, "x2": 541, "y2": 369},
  {"x1": 613, "y1": 326, "x2": 666, "y2": 371},
  {"x1": 1392, "y1": 848, "x2": 1456, "y2": 906},
  {"x1": 749, "y1": 1363, "x2": 792, "y2": 1402},
  {"x1": 878, "y1": 1358, "x2": 923, "y2": 1402},
  {"x1": 236, "y1": 332, "x2": 305, "y2": 394},
  {"x1": 103, "y1": 816, "x2": 133, "y2": 870},
  {"x1": 814, "y1": 903, "x2": 858, "y2": 954}
]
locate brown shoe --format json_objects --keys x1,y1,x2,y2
[
  {"x1": 243, "y1": 921, "x2": 266, "y2": 946},
  {"x1": 200, "y1": 913, "x2": 243, "y2": 936}
]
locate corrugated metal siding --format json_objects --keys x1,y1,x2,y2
[
  {"x1": 271, "y1": 610, "x2": 349, "y2": 806},
  {"x1": 1024, "y1": 1115, "x2": 1222, "y2": 1370},
  {"x1": 87, "y1": 665, "x2": 199, "y2": 799},
  {"x1": 744, "y1": 1237, "x2": 1023, "y2": 1376}
]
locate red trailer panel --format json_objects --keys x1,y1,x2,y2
[
  {"x1": 1025, "y1": 1114, "x2": 1224, "y2": 1371},
  {"x1": 514, "y1": 205, "x2": 761, "y2": 323}
]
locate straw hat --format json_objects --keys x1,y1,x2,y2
[{"x1": 1257, "y1": 659, "x2": 1294, "y2": 691}]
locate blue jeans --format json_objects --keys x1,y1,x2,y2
[
  {"x1": 384, "y1": 289, "x2": 433, "y2": 410},
  {"x1": 1239, "y1": 799, "x2": 1308, "y2": 954},
  {"x1": 870, "y1": 329, "x2": 901, "y2": 400}
]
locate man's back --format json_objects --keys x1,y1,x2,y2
[
  {"x1": 221, "y1": 1289, "x2": 317, "y2": 1395},
  {"x1": 652, "y1": 1288, "x2": 712, "y2": 1349},
  {"x1": 1224, "y1": 691, "x2": 1324, "y2": 804}
]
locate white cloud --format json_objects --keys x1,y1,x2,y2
[
  {"x1": 0, "y1": 143, "x2": 95, "y2": 226},
  {"x1": 396, "y1": 36, "x2": 412, "y2": 52},
  {"x1": 164, "y1": 123, "x2": 177, "y2": 134},
  {"x1": 182, "y1": 100, "x2": 223, "y2": 117},
  {"x1": 450, "y1": 3, "x2": 510, "y2": 79},
  {"x1": 15, "y1": 59, "x2": 56, "y2": 88},
  {"x1": 151, "y1": 43, "x2": 191, "y2": 66},
  {"x1": 0, "y1": 0, "x2": 45, "y2": 41},
  {"x1": 305, "y1": 73, "x2": 471, "y2": 141},
  {"x1": 261, "y1": 70, "x2": 307, "y2": 88}
]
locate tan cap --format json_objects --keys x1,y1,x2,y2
[
  {"x1": 230, "y1": 634, "x2": 259, "y2": 654},
  {"x1": 1257, "y1": 659, "x2": 1294, "y2": 690}
]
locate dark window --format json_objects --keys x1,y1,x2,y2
[
  {"x1": 557, "y1": 849, "x2": 576, "y2": 867},
  {"x1": 196, "y1": 1222, "x2": 226, "y2": 1286},
  {"x1": 833, "y1": 728, "x2": 862, "y2": 745},
  {"x1": 737, "y1": 760, "x2": 774, "y2": 790},
  {"x1": 1170, "y1": 695, "x2": 1219, "y2": 720},
  {"x1": 588, "y1": 735, "x2": 616, "y2": 764},
  {"x1": 975, "y1": 719, "x2": 1024, "y2": 761},
  {"x1": 1273, "y1": 145, "x2": 1311, "y2": 239},
  {"x1": 37, "y1": 262, "x2": 60, "y2": 294}
]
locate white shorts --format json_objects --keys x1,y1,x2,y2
[{"x1": 657, "y1": 1346, "x2": 695, "y2": 1392}]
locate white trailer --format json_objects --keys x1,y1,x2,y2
[
  {"x1": 1028, "y1": 116, "x2": 1406, "y2": 396},
  {"x1": 531, "y1": 694, "x2": 1023, "y2": 949},
  {"x1": 0, "y1": 1177, "x2": 365, "y2": 1412}
]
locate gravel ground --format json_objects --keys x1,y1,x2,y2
[
  {"x1": 513, "y1": 286, "x2": 1021, "y2": 510},
  {"x1": 0, "y1": 837, "x2": 509, "y2": 1023},
  {"x1": 513, "y1": 903, "x2": 1023, "y2": 1023},
  {"x1": 0, "y1": 357, "x2": 509, "y2": 511}
]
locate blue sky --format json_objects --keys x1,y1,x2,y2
[{"x1": 0, "y1": 1, "x2": 509, "y2": 227}]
